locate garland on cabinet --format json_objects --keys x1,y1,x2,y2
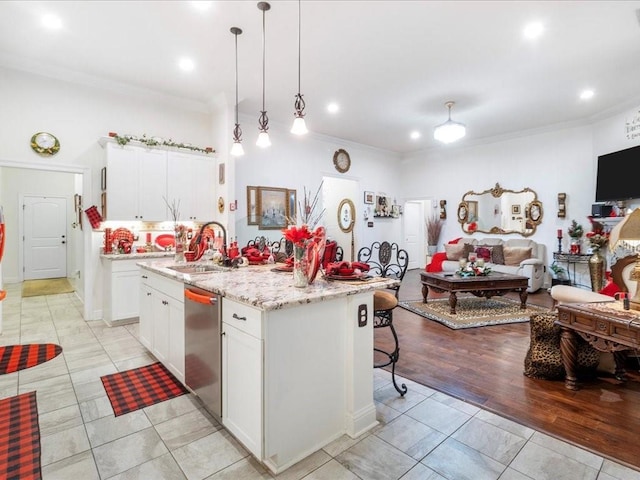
[{"x1": 108, "y1": 132, "x2": 214, "y2": 154}]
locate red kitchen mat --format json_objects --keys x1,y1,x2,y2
[
  {"x1": 0, "y1": 344, "x2": 63, "y2": 375},
  {"x1": 0, "y1": 391, "x2": 41, "y2": 480},
  {"x1": 101, "y1": 362, "x2": 188, "y2": 416}
]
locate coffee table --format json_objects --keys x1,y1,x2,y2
[{"x1": 420, "y1": 271, "x2": 529, "y2": 314}]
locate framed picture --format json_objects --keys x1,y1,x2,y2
[
  {"x1": 101, "y1": 167, "x2": 107, "y2": 191},
  {"x1": 258, "y1": 187, "x2": 289, "y2": 230},
  {"x1": 287, "y1": 189, "x2": 297, "y2": 221},
  {"x1": 247, "y1": 186, "x2": 258, "y2": 225},
  {"x1": 218, "y1": 163, "x2": 225, "y2": 185},
  {"x1": 511, "y1": 204, "x2": 521, "y2": 215},
  {"x1": 364, "y1": 191, "x2": 374, "y2": 204}
]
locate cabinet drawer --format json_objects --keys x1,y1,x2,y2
[
  {"x1": 140, "y1": 270, "x2": 184, "y2": 302},
  {"x1": 223, "y1": 299, "x2": 262, "y2": 338},
  {"x1": 111, "y1": 259, "x2": 140, "y2": 273}
]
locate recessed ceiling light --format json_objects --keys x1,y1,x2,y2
[
  {"x1": 410, "y1": 131, "x2": 421, "y2": 140},
  {"x1": 190, "y1": 1, "x2": 213, "y2": 11},
  {"x1": 178, "y1": 58, "x2": 195, "y2": 72},
  {"x1": 327, "y1": 103, "x2": 339, "y2": 114},
  {"x1": 579, "y1": 89, "x2": 595, "y2": 100},
  {"x1": 41, "y1": 14, "x2": 62, "y2": 30},
  {"x1": 523, "y1": 22, "x2": 544, "y2": 40}
]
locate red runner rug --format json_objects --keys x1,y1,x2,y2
[
  {"x1": 101, "y1": 362, "x2": 188, "y2": 417},
  {"x1": 0, "y1": 344, "x2": 63, "y2": 375},
  {"x1": 0, "y1": 391, "x2": 41, "y2": 480}
]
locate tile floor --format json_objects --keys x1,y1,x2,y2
[{"x1": 1, "y1": 284, "x2": 639, "y2": 480}]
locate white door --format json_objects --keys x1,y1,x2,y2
[
  {"x1": 403, "y1": 201, "x2": 424, "y2": 270},
  {"x1": 322, "y1": 177, "x2": 359, "y2": 261},
  {"x1": 23, "y1": 196, "x2": 67, "y2": 280}
]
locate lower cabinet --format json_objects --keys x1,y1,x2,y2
[
  {"x1": 103, "y1": 258, "x2": 140, "y2": 326},
  {"x1": 222, "y1": 299, "x2": 263, "y2": 459},
  {"x1": 139, "y1": 270, "x2": 185, "y2": 383}
]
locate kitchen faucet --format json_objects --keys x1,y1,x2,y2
[{"x1": 195, "y1": 221, "x2": 229, "y2": 265}]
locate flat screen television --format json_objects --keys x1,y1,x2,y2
[{"x1": 595, "y1": 144, "x2": 640, "y2": 202}]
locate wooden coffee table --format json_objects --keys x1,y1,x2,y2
[{"x1": 420, "y1": 271, "x2": 529, "y2": 314}]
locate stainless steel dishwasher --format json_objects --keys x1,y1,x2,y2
[{"x1": 184, "y1": 286, "x2": 222, "y2": 420}]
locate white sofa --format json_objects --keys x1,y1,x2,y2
[{"x1": 440, "y1": 237, "x2": 546, "y2": 293}]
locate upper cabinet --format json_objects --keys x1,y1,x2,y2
[
  {"x1": 102, "y1": 139, "x2": 215, "y2": 222},
  {"x1": 105, "y1": 142, "x2": 167, "y2": 221},
  {"x1": 167, "y1": 151, "x2": 216, "y2": 222}
]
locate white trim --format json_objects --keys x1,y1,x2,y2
[{"x1": 0, "y1": 158, "x2": 94, "y2": 321}]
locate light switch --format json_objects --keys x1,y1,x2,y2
[{"x1": 358, "y1": 304, "x2": 367, "y2": 327}]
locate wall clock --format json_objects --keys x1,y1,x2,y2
[
  {"x1": 333, "y1": 148, "x2": 351, "y2": 173},
  {"x1": 30, "y1": 132, "x2": 60, "y2": 156}
]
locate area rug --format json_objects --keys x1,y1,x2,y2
[
  {"x1": 398, "y1": 296, "x2": 548, "y2": 330},
  {"x1": 0, "y1": 344, "x2": 63, "y2": 375},
  {"x1": 0, "y1": 391, "x2": 41, "y2": 480},
  {"x1": 101, "y1": 362, "x2": 188, "y2": 417},
  {"x1": 21, "y1": 278, "x2": 74, "y2": 298}
]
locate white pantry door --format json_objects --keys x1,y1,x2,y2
[
  {"x1": 23, "y1": 196, "x2": 67, "y2": 280},
  {"x1": 403, "y1": 201, "x2": 424, "y2": 270}
]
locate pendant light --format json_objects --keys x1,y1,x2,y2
[
  {"x1": 433, "y1": 101, "x2": 466, "y2": 144},
  {"x1": 290, "y1": 0, "x2": 308, "y2": 135},
  {"x1": 230, "y1": 26, "x2": 244, "y2": 156},
  {"x1": 256, "y1": 2, "x2": 271, "y2": 148}
]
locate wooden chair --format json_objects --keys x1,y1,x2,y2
[{"x1": 357, "y1": 241, "x2": 409, "y2": 395}]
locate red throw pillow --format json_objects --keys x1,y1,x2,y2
[
  {"x1": 599, "y1": 277, "x2": 621, "y2": 297},
  {"x1": 426, "y1": 252, "x2": 447, "y2": 272}
]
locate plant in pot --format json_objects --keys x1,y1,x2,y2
[
  {"x1": 550, "y1": 262, "x2": 570, "y2": 286},
  {"x1": 425, "y1": 213, "x2": 444, "y2": 256}
]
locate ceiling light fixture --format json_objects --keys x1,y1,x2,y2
[
  {"x1": 41, "y1": 14, "x2": 62, "y2": 30},
  {"x1": 290, "y1": 0, "x2": 308, "y2": 135},
  {"x1": 178, "y1": 58, "x2": 195, "y2": 72},
  {"x1": 327, "y1": 103, "x2": 339, "y2": 114},
  {"x1": 230, "y1": 27, "x2": 244, "y2": 157},
  {"x1": 523, "y1": 21, "x2": 544, "y2": 39},
  {"x1": 434, "y1": 101, "x2": 466, "y2": 144},
  {"x1": 580, "y1": 89, "x2": 595, "y2": 100},
  {"x1": 256, "y1": 2, "x2": 271, "y2": 148},
  {"x1": 410, "y1": 131, "x2": 421, "y2": 140}
]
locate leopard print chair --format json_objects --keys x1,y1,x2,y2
[{"x1": 524, "y1": 312, "x2": 600, "y2": 380}]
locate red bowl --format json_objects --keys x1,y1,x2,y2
[
  {"x1": 339, "y1": 267, "x2": 355, "y2": 276},
  {"x1": 184, "y1": 251, "x2": 197, "y2": 262}
]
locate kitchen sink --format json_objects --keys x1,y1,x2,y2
[{"x1": 166, "y1": 264, "x2": 224, "y2": 274}]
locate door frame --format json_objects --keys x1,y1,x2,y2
[
  {"x1": 0, "y1": 158, "x2": 93, "y2": 321},
  {"x1": 20, "y1": 194, "x2": 68, "y2": 280}
]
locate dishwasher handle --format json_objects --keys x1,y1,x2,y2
[{"x1": 185, "y1": 289, "x2": 218, "y2": 305}]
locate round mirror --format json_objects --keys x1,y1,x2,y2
[{"x1": 338, "y1": 198, "x2": 355, "y2": 233}]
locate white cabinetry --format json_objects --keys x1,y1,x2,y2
[
  {"x1": 105, "y1": 142, "x2": 167, "y2": 221},
  {"x1": 167, "y1": 151, "x2": 216, "y2": 221},
  {"x1": 102, "y1": 258, "x2": 140, "y2": 326},
  {"x1": 138, "y1": 270, "x2": 185, "y2": 383},
  {"x1": 222, "y1": 299, "x2": 263, "y2": 459}
]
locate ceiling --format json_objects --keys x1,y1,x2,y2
[{"x1": 1, "y1": 1, "x2": 640, "y2": 154}]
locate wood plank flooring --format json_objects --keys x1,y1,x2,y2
[{"x1": 380, "y1": 269, "x2": 640, "y2": 471}]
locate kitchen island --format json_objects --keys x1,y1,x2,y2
[{"x1": 138, "y1": 259, "x2": 399, "y2": 474}]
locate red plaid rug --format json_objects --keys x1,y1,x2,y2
[
  {"x1": 0, "y1": 344, "x2": 63, "y2": 375},
  {"x1": 101, "y1": 362, "x2": 188, "y2": 416},
  {"x1": 0, "y1": 391, "x2": 41, "y2": 480}
]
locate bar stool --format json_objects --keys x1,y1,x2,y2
[{"x1": 358, "y1": 241, "x2": 409, "y2": 396}]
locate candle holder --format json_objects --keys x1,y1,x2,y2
[{"x1": 557, "y1": 236, "x2": 562, "y2": 253}]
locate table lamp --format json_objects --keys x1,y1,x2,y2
[{"x1": 609, "y1": 208, "x2": 640, "y2": 310}]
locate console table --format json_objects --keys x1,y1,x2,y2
[
  {"x1": 556, "y1": 302, "x2": 640, "y2": 390},
  {"x1": 553, "y1": 252, "x2": 591, "y2": 289}
]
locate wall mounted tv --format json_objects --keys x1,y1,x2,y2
[{"x1": 595, "y1": 144, "x2": 640, "y2": 202}]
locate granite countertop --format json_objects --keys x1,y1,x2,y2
[
  {"x1": 138, "y1": 259, "x2": 400, "y2": 311},
  {"x1": 101, "y1": 252, "x2": 175, "y2": 260}
]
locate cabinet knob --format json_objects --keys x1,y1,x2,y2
[
  {"x1": 162, "y1": 300, "x2": 168, "y2": 305},
  {"x1": 232, "y1": 313, "x2": 247, "y2": 321}
]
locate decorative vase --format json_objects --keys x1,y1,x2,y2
[
  {"x1": 589, "y1": 247, "x2": 606, "y2": 292},
  {"x1": 174, "y1": 228, "x2": 187, "y2": 262},
  {"x1": 427, "y1": 245, "x2": 437, "y2": 256},
  {"x1": 293, "y1": 244, "x2": 309, "y2": 288}
]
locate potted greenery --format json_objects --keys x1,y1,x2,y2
[
  {"x1": 550, "y1": 262, "x2": 570, "y2": 286},
  {"x1": 425, "y1": 213, "x2": 444, "y2": 256}
]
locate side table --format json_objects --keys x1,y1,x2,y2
[{"x1": 553, "y1": 252, "x2": 591, "y2": 289}]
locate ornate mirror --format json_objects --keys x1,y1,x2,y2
[
  {"x1": 338, "y1": 198, "x2": 356, "y2": 233},
  {"x1": 457, "y1": 183, "x2": 543, "y2": 237}
]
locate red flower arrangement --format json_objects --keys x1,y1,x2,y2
[
  {"x1": 586, "y1": 217, "x2": 609, "y2": 250},
  {"x1": 282, "y1": 224, "x2": 313, "y2": 247}
]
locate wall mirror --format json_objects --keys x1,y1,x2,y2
[
  {"x1": 338, "y1": 198, "x2": 356, "y2": 233},
  {"x1": 457, "y1": 183, "x2": 543, "y2": 237}
]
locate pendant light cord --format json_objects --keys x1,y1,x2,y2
[
  {"x1": 297, "y1": 0, "x2": 301, "y2": 93},
  {"x1": 262, "y1": 6, "x2": 266, "y2": 112},
  {"x1": 235, "y1": 31, "x2": 239, "y2": 125}
]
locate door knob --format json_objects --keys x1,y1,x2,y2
[{"x1": 61, "y1": 241, "x2": 66, "y2": 244}]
